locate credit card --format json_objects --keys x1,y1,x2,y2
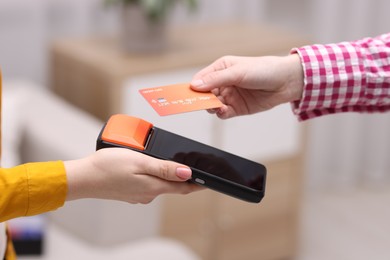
[{"x1": 139, "y1": 83, "x2": 223, "y2": 116}]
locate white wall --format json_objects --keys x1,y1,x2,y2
[
  {"x1": 1, "y1": 0, "x2": 389, "y2": 85},
  {"x1": 0, "y1": 0, "x2": 48, "y2": 84},
  {"x1": 0, "y1": 0, "x2": 267, "y2": 85}
]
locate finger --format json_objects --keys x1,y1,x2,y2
[
  {"x1": 206, "y1": 108, "x2": 218, "y2": 114},
  {"x1": 191, "y1": 68, "x2": 237, "y2": 92},
  {"x1": 134, "y1": 177, "x2": 203, "y2": 204},
  {"x1": 176, "y1": 167, "x2": 192, "y2": 180},
  {"x1": 191, "y1": 63, "x2": 217, "y2": 82},
  {"x1": 145, "y1": 158, "x2": 192, "y2": 182},
  {"x1": 191, "y1": 56, "x2": 240, "y2": 92},
  {"x1": 216, "y1": 105, "x2": 236, "y2": 119},
  {"x1": 191, "y1": 57, "x2": 229, "y2": 81},
  {"x1": 143, "y1": 175, "x2": 203, "y2": 196},
  {"x1": 158, "y1": 181, "x2": 205, "y2": 195},
  {"x1": 193, "y1": 55, "x2": 240, "y2": 79}
]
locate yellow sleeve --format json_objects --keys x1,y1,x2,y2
[{"x1": 0, "y1": 161, "x2": 67, "y2": 222}]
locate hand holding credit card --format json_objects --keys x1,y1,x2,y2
[{"x1": 139, "y1": 83, "x2": 223, "y2": 116}]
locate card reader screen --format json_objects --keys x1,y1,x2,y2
[{"x1": 149, "y1": 129, "x2": 266, "y2": 191}]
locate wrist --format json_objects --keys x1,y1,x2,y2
[
  {"x1": 64, "y1": 158, "x2": 96, "y2": 201},
  {"x1": 284, "y1": 54, "x2": 304, "y2": 102}
]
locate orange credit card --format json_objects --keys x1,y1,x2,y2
[{"x1": 139, "y1": 83, "x2": 223, "y2": 116}]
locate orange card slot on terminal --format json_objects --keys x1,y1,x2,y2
[{"x1": 101, "y1": 114, "x2": 153, "y2": 150}]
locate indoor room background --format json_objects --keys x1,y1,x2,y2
[{"x1": 0, "y1": 0, "x2": 389, "y2": 259}]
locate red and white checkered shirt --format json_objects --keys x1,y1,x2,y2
[{"x1": 291, "y1": 33, "x2": 390, "y2": 121}]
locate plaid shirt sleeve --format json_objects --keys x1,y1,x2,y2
[{"x1": 291, "y1": 33, "x2": 390, "y2": 121}]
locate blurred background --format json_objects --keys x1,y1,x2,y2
[{"x1": 1, "y1": 0, "x2": 390, "y2": 259}]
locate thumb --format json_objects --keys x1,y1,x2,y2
[
  {"x1": 146, "y1": 159, "x2": 192, "y2": 182},
  {"x1": 191, "y1": 68, "x2": 237, "y2": 92}
]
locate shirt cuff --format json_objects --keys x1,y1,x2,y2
[
  {"x1": 289, "y1": 47, "x2": 310, "y2": 121},
  {"x1": 290, "y1": 33, "x2": 390, "y2": 121},
  {"x1": 24, "y1": 161, "x2": 67, "y2": 216},
  {"x1": 290, "y1": 43, "x2": 366, "y2": 121}
]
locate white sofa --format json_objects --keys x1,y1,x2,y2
[{"x1": 3, "y1": 80, "x2": 199, "y2": 260}]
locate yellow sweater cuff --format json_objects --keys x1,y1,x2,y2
[
  {"x1": 0, "y1": 161, "x2": 67, "y2": 222},
  {"x1": 24, "y1": 161, "x2": 67, "y2": 216}
]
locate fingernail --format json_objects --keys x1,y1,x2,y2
[
  {"x1": 190, "y1": 79, "x2": 205, "y2": 89},
  {"x1": 176, "y1": 167, "x2": 192, "y2": 180}
]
